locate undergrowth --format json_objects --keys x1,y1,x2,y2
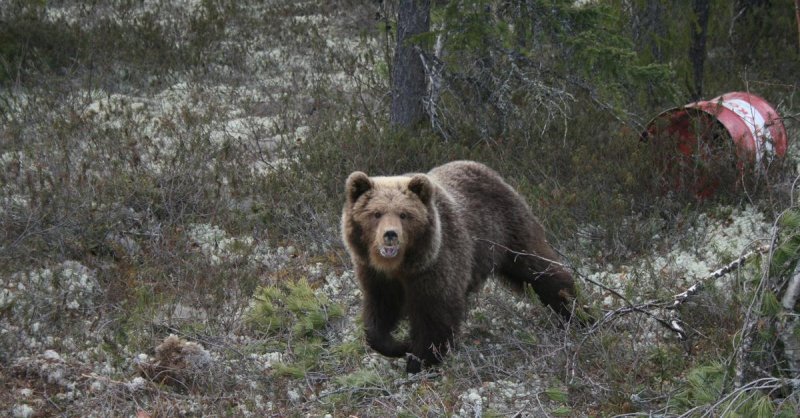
[{"x1": 1, "y1": 0, "x2": 798, "y2": 416}]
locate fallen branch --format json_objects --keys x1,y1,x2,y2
[
  {"x1": 579, "y1": 245, "x2": 768, "y2": 341},
  {"x1": 670, "y1": 244, "x2": 770, "y2": 309},
  {"x1": 585, "y1": 298, "x2": 687, "y2": 339},
  {"x1": 576, "y1": 271, "x2": 688, "y2": 338},
  {"x1": 476, "y1": 238, "x2": 772, "y2": 343}
]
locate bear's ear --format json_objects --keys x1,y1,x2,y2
[
  {"x1": 408, "y1": 174, "x2": 433, "y2": 205},
  {"x1": 345, "y1": 171, "x2": 372, "y2": 204}
]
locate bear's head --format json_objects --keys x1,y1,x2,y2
[{"x1": 342, "y1": 171, "x2": 441, "y2": 273}]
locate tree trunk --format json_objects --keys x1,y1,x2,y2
[
  {"x1": 796, "y1": 0, "x2": 800, "y2": 52},
  {"x1": 689, "y1": 0, "x2": 711, "y2": 100},
  {"x1": 390, "y1": 0, "x2": 431, "y2": 130},
  {"x1": 630, "y1": 0, "x2": 667, "y2": 107}
]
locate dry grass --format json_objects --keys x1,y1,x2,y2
[{"x1": 1, "y1": 0, "x2": 799, "y2": 416}]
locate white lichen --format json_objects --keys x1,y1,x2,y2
[{"x1": 11, "y1": 404, "x2": 34, "y2": 418}]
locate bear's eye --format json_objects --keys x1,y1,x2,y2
[
  {"x1": 373, "y1": 212, "x2": 382, "y2": 219},
  {"x1": 399, "y1": 213, "x2": 408, "y2": 220}
]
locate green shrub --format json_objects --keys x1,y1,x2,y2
[
  {"x1": 670, "y1": 362, "x2": 728, "y2": 410},
  {"x1": 245, "y1": 279, "x2": 344, "y2": 379},
  {"x1": 245, "y1": 279, "x2": 343, "y2": 338},
  {"x1": 668, "y1": 361, "x2": 799, "y2": 416}
]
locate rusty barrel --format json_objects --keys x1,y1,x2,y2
[{"x1": 641, "y1": 92, "x2": 788, "y2": 198}]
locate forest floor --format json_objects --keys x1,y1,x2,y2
[{"x1": 1, "y1": 1, "x2": 799, "y2": 417}]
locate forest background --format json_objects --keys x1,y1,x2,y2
[{"x1": 1, "y1": 0, "x2": 800, "y2": 416}]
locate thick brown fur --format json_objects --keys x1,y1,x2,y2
[{"x1": 341, "y1": 161, "x2": 575, "y2": 373}]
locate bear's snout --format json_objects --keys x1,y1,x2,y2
[
  {"x1": 374, "y1": 215, "x2": 403, "y2": 260},
  {"x1": 383, "y1": 230, "x2": 398, "y2": 243},
  {"x1": 379, "y1": 229, "x2": 401, "y2": 258}
]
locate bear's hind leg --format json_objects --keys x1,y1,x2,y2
[{"x1": 500, "y1": 250, "x2": 575, "y2": 319}]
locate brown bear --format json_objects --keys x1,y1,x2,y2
[{"x1": 341, "y1": 160, "x2": 575, "y2": 373}]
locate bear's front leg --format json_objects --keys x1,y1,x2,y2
[
  {"x1": 405, "y1": 295, "x2": 464, "y2": 373},
  {"x1": 360, "y1": 271, "x2": 409, "y2": 357}
]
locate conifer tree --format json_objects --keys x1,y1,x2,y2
[{"x1": 390, "y1": 0, "x2": 431, "y2": 130}]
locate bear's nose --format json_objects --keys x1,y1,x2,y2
[{"x1": 383, "y1": 230, "x2": 398, "y2": 242}]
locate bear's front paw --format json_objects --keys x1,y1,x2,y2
[{"x1": 405, "y1": 354, "x2": 422, "y2": 374}]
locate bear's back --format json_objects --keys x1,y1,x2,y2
[
  {"x1": 429, "y1": 161, "x2": 546, "y2": 284},
  {"x1": 428, "y1": 161, "x2": 532, "y2": 223}
]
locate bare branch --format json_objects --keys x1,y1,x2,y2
[
  {"x1": 670, "y1": 244, "x2": 770, "y2": 309},
  {"x1": 782, "y1": 261, "x2": 800, "y2": 310},
  {"x1": 476, "y1": 238, "x2": 688, "y2": 339}
]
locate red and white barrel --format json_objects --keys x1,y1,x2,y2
[
  {"x1": 641, "y1": 92, "x2": 788, "y2": 198},
  {"x1": 681, "y1": 92, "x2": 787, "y2": 167}
]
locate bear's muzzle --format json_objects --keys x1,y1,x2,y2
[{"x1": 379, "y1": 230, "x2": 400, "y2": 258}]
